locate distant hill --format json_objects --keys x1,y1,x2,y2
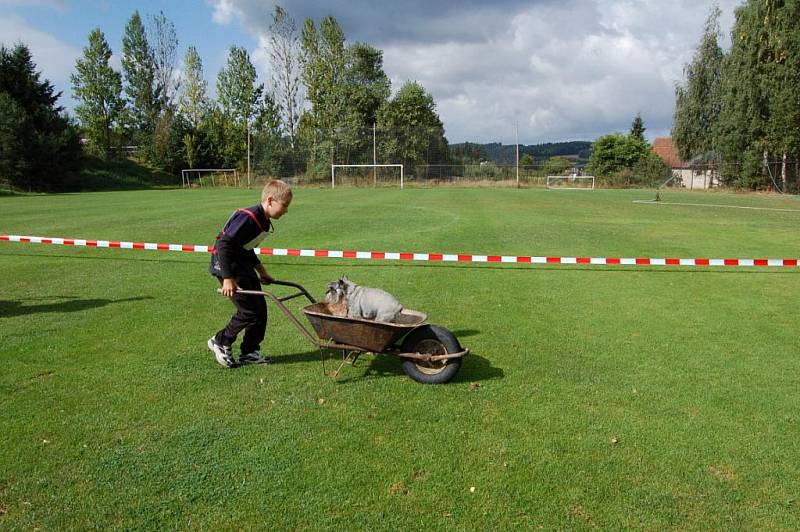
[{"x1": 450, "y1": 141, "x2": 592, "y2": 164}]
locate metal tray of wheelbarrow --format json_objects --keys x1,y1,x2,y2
[{"x1": 302, "y1": 302, "x2": 427, "y2": 352}]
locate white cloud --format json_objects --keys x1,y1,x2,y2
[
  {"x1": 209, "y1": 0, "x2": 743, "y2": 143},
  {"x1": 0, "y1": 13, "x2": 81, "y2": 91},
  {"x1": 209, "y1": 0, "x2": 242, "y2": 25}
]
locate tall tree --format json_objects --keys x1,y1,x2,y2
[
  {"x1": 268, "y1": 5, "x2": 302, "y2": 148},
  {"x1": 672, "y1": 5, "x2": 724, "y2": 162},
  {"x1": 216, "y1": 46, "x2": 262, "y2": 166},
  {"x1": 71, "y1": 28, "x2": 125, "y2": 158},
  {"x1": 178, "y1": 45, "x2": 208, "y2": 128},
  {"x1": 345, "y1": 42, "x2": 390, "y2": 127},
  {"x1": 0, "y1": 43, "x2": 81, "y2": 190},
  {"x1": 147, "y1": 11, "x2": 179, "y2": 112},
  {"x1": 629, "y1": 113, "x2": 646, "y2": 142},
  {"x1": 716, "y1": 1, "x2": 770, "y2": 187},
  {"x1": 762, "y1": 0, "x2": 800, "y2": 191},
  {"x1": 300, "y1": 15, "x2": 347, "y2": 164},
  {"x1": 217, "y1": 46, "x2": 261, "y2": 127},
  {"x1": 376, "y1": 81, "x2": 448, "y2": 168},
  {"x1": 121, "y1": 10, "x2": 157, "y2": 147},
  {"x1": 252, "y1": 90, "x2": 288, "y2": 175}
]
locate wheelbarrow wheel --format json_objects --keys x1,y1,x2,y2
[{"x1": 400, "y1": 325, "x2": 462, "y2": 384}]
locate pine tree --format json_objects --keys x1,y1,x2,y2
[
  {"x1": 629, "y1": 113, "x2": 646, "y2": 143},
  {"x1": 0, "y1": 43, "x2": 81, "y2": 190}
]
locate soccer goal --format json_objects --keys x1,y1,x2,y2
[
  {"x1": 546, "y1": 175, "x2": 595, "y2": 190},
  {"x1": 331, "y1": 164, "x2": 404, "y2": 189},
  {"x1": 181, "y1": 168, "x2": 239, "y2": 187}
]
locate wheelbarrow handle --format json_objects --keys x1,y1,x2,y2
[{"x1": 217, "y1": 280, "x2": 317, "y2": 304}]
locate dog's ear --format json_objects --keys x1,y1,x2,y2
[{"x1": 341, "y1": 275, "x2": 350, "y2": 284}]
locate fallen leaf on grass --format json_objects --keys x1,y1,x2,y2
[
  {"x1": 609, "y1": 437, "x2": 619, "y2": 444},
  {"x1": 41, "y1": 439, "x2": 50, "y2": 444},
  {"x1": 389, "y1": 482, "x2": 409, "y2": 495},
  {"x1": 411, "y1": 469, "x2": 428, "y2": 481},
  {"x1": 709, "y1": 465, "x2": 736, "y2": 482},
  {"x1": 469, "y1": 382, "x2": 482, "y2": 390},
  {"x1": 470, "y1": 486, "x2": 476, "y2": 493},
  {"x1": 316, "y1": 398, "x2": 326, "y2": 405}
]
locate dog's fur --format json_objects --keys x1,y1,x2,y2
[
  {"x1": 324, "y1": 280, "x2": 349, "y2": 317},
  {"x1": 325, "y1": 276, "x2": 403, "y2": 322}
]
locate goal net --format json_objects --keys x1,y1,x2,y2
[
  {"x1": 181, "y1": 168, "x2": 239, "y2": 187},
  {"x1": 331, "y1": 164, "x2": 404, "y2": 188},
  {"x1": 546, "y1": 175, "x2": 595, "y2": 190}
]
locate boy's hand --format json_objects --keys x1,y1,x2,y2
[{"x1": 221, "y1": 278, "x2": 238, "y2": 297}]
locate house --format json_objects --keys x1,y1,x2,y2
[{"x1": 651, "y1": 137, "x2": 717, "y2": 189}]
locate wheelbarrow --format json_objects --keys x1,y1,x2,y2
[{"x1": 223, "y1": 280, "x2": 468, "y2": 384}]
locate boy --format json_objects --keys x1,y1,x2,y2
[{"x1": 207, "y1": 179, "x2": 292, "y2": 368}]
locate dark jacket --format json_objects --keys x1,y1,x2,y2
[{"x1": 209, "y1": 205, "x2": 272, "y2": 279}]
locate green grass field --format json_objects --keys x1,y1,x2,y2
[{"x1": 1, "y1": 187, "x2": 799, "y2": 529}]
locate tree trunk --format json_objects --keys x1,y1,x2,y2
[{"x1": 781, "y1": 152, "x2": 787, "y2": 191}]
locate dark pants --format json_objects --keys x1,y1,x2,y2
[{"x1": 214, "y1": 273, "x2": 267, "y2": 354}]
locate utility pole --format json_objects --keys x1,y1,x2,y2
[
  {"x1": 247, "y1": 122, "x2": 251, "y2": 188},
  {"x1": 373, "y1": 123, "x2": 377, "y2": 187},
  {"x1": 515, "y1": 121, "x2": 520, "y2": 188}
]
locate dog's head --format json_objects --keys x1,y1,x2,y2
[
  {"x1": 339, "y1": 275, "x2": 357, "y2": 296},
  {"x1": 325, "y1": 279, "x2": 347, "y2": 304}
]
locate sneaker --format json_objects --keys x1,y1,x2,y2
[
  {"x1": 239, "y1": 351, "x2": 274, "y2": 365},
  {"x1": 208, "y1": 337, "x2": 235, "y2": 368}
]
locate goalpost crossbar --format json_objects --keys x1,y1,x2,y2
[
  {"x1": 331, "y1": 164, "x2": 404, "y2": 189},
  {"x1": 546, "y1": 175, "x2": 595, "y2": 190}
]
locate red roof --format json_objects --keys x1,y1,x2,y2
[{"x1": 652, "y1": 137, "x2": 686, "y2": 168}]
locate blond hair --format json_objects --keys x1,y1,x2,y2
[{"x1": 261, "y1": 179, "x2": 293, "y2": 203}]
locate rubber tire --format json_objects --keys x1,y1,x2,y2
[{"x1": 400, "y1": 325, "x2": 463, "y2": 384}]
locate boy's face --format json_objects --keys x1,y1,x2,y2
[{"x1": 264, "y1": 195, "x2": 291, "y2": 219}]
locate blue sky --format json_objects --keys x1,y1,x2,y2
[{"x1": 1, "y1": 0, "x2": 743, "y2": 144}]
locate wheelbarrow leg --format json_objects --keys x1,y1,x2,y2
[{"x1": 329, "y1": 350, "x2": 362, "y2": 379}]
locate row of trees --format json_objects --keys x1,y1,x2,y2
[
  {"x1": 68, "y1": 7, "x2": 450, "y2": 178},
  {"x1": 673, "y1": 0, "x2": 800, "y2": 190}
]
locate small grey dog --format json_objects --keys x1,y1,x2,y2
[{"x1": 327, "y1": 276, "x2": 403, "y2": 322}]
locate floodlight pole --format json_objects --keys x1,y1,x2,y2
[
  {"x1": 515, "y1": 121, "x2": 520, "y2": 188},
  {"x1": 247, "y1": 122, "x2": 251, "y2": 188},
  {"x1": 373, "y1": 123, "x2": 377, "y2": 187}
]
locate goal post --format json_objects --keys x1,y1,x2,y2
[
  {"x1": 546, "y1": 175, "x2": 595, "y2": 190},
  {"x1": 331, "y1": 164, "x2": 404, "y2": 189},
  {"x1": 181, "y1": 168, "x2": 239, "y2": 187}
]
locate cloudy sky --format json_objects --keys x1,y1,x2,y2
[{"x1": 1, "y1": 0, "x2": 743, "y2": 144}]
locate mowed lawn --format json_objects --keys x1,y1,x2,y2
[{"x1": 1, "y1": 187, "x2": 799, "y2": 529}]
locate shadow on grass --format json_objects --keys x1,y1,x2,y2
[
  {"x1": 272, "y1": 348, "x2": 502, "y2": 384},
  {"x1": 0, "y1": 296, "x2": 152, "y2": 317}
]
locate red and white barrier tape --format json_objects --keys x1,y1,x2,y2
[{"x1": 1, "y1": 234, "x2": 798, "y2": 268}]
